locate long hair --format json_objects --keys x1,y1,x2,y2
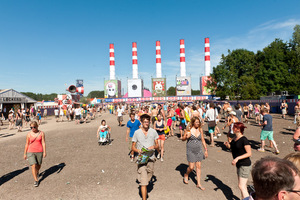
[{"x1": 187, "y1": 117, "x2": 201, "y2": 130}]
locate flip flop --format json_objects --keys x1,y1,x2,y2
[
  {"x1": 196, "y1": 185, "x2": 205, "y2": 190},
  {"x1": 183, "y1": 177, "x2": 189, "y2": 184}
]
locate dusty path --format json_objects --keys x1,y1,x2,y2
[{"x1": 0, "y1": 112, "x2": 297, "y2": 200}]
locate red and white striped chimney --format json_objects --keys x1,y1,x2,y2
[
  {"x1": 132, "y1": 42, "x2": 138, "y2": 79},
  {"x1": 180, "y1": 39, "x2": 186, "y2": 77},
  {"x1": 156, "y1": 41, "x2": 162, "y2": 78},
  {"x1": 204, "y1": 38, "x2": 211, "y2": 76},
  {"x1": 109, "y1": 43, "x2": 115, "y2": 80}
]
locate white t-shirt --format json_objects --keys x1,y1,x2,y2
[
  {"x1": 75, "y1": 108, "x2": 81, "y2": 116},
  {"x1": 198, "y1": 108, "x2": 203, "y2": 118},
  {"x1": 117, "y1": 108, "x2": 123, "y2": 117},
  {"x1": 206, "y1": 108, "x2": 218, "y2": 121},
  {"x1": 54, "y1": 109, "x2": 59, "y2": 116}
]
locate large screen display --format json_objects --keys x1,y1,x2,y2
[
  {"x1": 152, "y1": 78, "x2": 166, "y2": 97},
  {"x1": 176, "y1": 76, "x2": 191, "y2": 96}
]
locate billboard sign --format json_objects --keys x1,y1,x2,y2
[
  {"x1": 104, "y1": 80, "x2": 121, "y2": 98},
  {"x1": 128, "y1": 79, "x2": 143, "y2": 98},
  {"x1": 176, "y1": 76, "x2": 191, "y2": 96},
  {"x1": 152, "y1": 78, "x2": 166, "y2": 97},
  {"x1": 200, "y1": 76, "x2": 212, "y2": 95}
]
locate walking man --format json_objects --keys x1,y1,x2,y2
[
  {"x1": 132, "y1": 114, "x2": 159, "y2": 200},
  {"x1": 126, "y1": 112, "x2": 141, "y2": 162},
  {"x1": 116, "y1": 104, "x2": 124, "y2": 126},
  {"x1": 258, "y1": 108, "x2": 280, "y2": 154}
]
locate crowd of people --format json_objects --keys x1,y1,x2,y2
[
  {"x1": 104, "y1": 100, "x2": 300, "y2": 200},
  {"x1": 1, "y1": 100, "x2": 300, "y2": 199}
]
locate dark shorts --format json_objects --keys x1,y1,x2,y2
[
  {"x1": 118, "y1": 116, "x2": 123, "y2": 122},
  {"x1": 16, "y1": 119, "x2": 22, "y2": 126},
  {"x1": 75, "y1": 115, "x2": 81, "y2": 120},
  {"x1": 26, "y1": 116, "x2": 30, "y2": 122},
  {"x1": 179, "y1": 120, "x2": 186, "y2": 130}
]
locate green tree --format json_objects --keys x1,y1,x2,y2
[
  {"x1": 210, "y1": 49, "x2": 257, "y2": 100},
  {"x1": 191, "y1": 89, "x2": 200, "y2": 95},
  {"x1": 167, "y1": 86, "x2": 176, "y2": 96},
  {"x1": 80, "y1": 97, "x2": 90, "y2": 104},
  {"x1": 292, "y1": 24, "x2": 300, "y2": 56},
  {"x1": 87, "y1": 90, "x2": 104, "y2": 98},
  {"x1": 255, "y1": 39, "x2": 292, "y2": 95}
]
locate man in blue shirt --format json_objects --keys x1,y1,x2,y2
[
  {"x1": 126, "y1": 112, "x2": 141, "y2": 162},
  {"x1": 258, "y1": 108, "x2": 280, "y2": 154}
]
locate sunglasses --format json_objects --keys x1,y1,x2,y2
[{"x1": 30, "y1": 127, "x2": 37, "y2": 129}]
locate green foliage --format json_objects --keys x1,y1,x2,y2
[
  {"x1": 21, "y1": 92, "x2": 58, "y2": 101},
  {"x1": 80, "y1": 97, "x2": 91, "y2": 104},
  {"x1": 210, "y1": 25, "x2": 300, "y2": 100},
  {"x1": 191, "y1": 90, "x2": 200, "y2": 95},
  {"x1": 292, "y1": 24, "x2": 300, "y2": 55},
  {"x1": 167, "y1": 86, "x2": 176, "y2": 96},
  {"x1": 87, "y1": 90, "x2": 104, "y2": 98}
]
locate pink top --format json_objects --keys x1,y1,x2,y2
[{"x1": 28, "y1": 132, "x2": 43, "y2": 152}]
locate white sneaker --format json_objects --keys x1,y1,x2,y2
[
  {"x1": 213, "y1": 136, "x2": 217, "y2": 139},
  {"x1": 217, "y1": 134, "x2": 221, "y2": 137},
  {"x1": 157, "y1": 153, "x2": 160, "y2": 159},
  {"x1": 161, "y1": 158, "x2": 164, "y2": 162}
]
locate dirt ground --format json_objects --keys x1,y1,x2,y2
[{"x1": 0, "y1": 112, "x2": 297, "y2": 200}]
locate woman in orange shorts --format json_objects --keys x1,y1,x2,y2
[{"x1": 154, "y1": 114, "x2": 167, "y2": 161}]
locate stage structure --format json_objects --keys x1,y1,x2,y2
[
  {"x1": 104, "y1": 43, "x2": 122, "y2": 98},
  {"x1": 176, "y1": 39, "x2": 191, "y2": 96},
  {"x1": 200, "y1": 38, "x2": 212, "y2": 95},
  {"x1": 152, "y1": 41, "x2": 166, "y2": 97},
  {"x1": 128, "y1": 42, "x2": 143, "y2": 98}
]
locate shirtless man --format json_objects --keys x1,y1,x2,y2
[
  {"x1": 151, "y1": 105, "x2": 158, "y2": 126},
  {"x1": 222, "y1": 102, "x2": 230, "y2": 122}
]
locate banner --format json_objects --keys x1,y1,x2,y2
[
  {"x1": 200, "y1": 76, "x2": 212, "y2": 95},
  {"x1": 152, "y1": 78, "x2": 166, "y2": 97},
  {"x1": 128, "y1": 79, "x2": 143, "y2": 98},
  {"x1": 104, "y1": 80, "x2": 121, "y2": 98},
  {"x1": 176, "y1": 76, "x2": 191, "y2": 96}
]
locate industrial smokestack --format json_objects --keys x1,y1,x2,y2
[
  {"x1": 132, "y1": 42, "x2": 138, "y2": 79},
  {"x1": 109, "y1": 43, "x2": 115, "y2": 80},
  {"x1": 204, "y1": 38, "x2": 211, "y2": 76},
  {"x1": 180, "y1": 39, "x2": 186, "y2": 77},
  {"x1": 156, "y1": 41, "x2": 162, "y2": 78}
]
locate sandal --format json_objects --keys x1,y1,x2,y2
[
  {"x1": 196, "y1": 185, "x2": 205, "y2": 190},
  {"x1": 183, "y1": 175, "x2": 189, "y2": 184}
]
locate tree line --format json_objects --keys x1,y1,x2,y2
[{"x1": 208, "y1": 25, "x2": 300, "y2": 100}]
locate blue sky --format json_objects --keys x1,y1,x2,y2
[{"x1": 1, "y1": 0, "x2": 300, "y2": 95}]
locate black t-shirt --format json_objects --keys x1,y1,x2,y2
[{"x1": 230, "y1": 136, "x2": 251, "y2": 168}]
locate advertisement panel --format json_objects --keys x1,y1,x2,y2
[
  {"x1": 76, "y1": 79, "x2": 84, "y2": 96},
  {"x1": 176, "y1": 76, "x2": 191, "y2": 96},
  {"x1": 128, "y1": 79, "x2": 143, "y2": 98},
  {"x1": 104, "y1": 80, "x2": 121, "y2": 98},
  {"x1": 200, "y1": 76, "x2": 212, "y2": 95},
  {"x1": 152, "y1": 78, "x2": 166, "y2": 97}
]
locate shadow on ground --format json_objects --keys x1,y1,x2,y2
[
  {"x1": 205, "y1": 174, "x2": 240, "y2": 200},
  {"x1": 136, "y1": 175, "x2": 157, "y2": 199},
  {"x1": 0, "y1": 133, "x2": 15, "y2": 138},
  {"x1": 175, "y1": 163, "x2": 197, "y2": 185},
  {"x1": 0, "y1": 167, "x2": 29, "y2": 186},
  {"x1": 39, "y1": 163, "x2": 66, "y2": 183}
]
